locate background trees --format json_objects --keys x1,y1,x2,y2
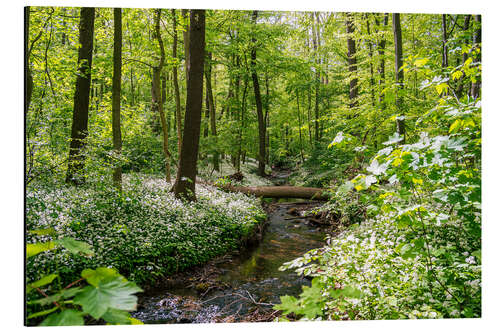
[{"x1": 26, "y1": 8, "x2": 481, "y2": 191}]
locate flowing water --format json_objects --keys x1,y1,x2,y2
[{"x1": 132, "y1": 172, "x2": 328, "y2": 324}]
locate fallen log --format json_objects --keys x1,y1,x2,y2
[{"x1": 218, "y1": 184, "x2": 330, "y2": 200}]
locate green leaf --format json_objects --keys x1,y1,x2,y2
[
  {"x1": 414, "y1": 58, "x2": 429, "y2": 67},
  {"x1": 101, "y1": 308, "x2": 133, "y2": 325},
  {"x1": 40, "y1": 309, "x2": 84, "y2": 326},
  {"x1": 27, "y1": 306, "x2": 59, "y2": 319},
  {"x1": 273, "y1": 295, "x2": 300, "y2": 315},
  {"x1": 73, "y1": 276, "x2": 142, "y2": 319},
  {"x1": 27, "y1": 274, "x2": 58, "y2": 293},
  {"x1": 26, "y1": 241, "x2": 56, "y2": 258},
  {"x1": 81, "y1": 267, "x2": 120, "y2": 287},
  {"x1": 56, "y1": 237, "x2": 94, "y2": 256}
]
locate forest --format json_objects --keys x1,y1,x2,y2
[{"x1": 25, "y1": 5, "x2": 481, "y2": 326}]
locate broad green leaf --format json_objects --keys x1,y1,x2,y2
[
  {"x1": 40, "y1": 309, "x2": 84, "y2": 326},
  {"x1": 273, "y1": 295, "x2": 300, "y2": 315},
  {"x1": 56, "y1": 237, "x2": 94, "y2": 256},
  {"x1": 27, "y1": 241, "x2": 56, "y2": 258},
  {"x1": 73, "y1": 276, "x2": 142, "y2": 319},
  {"x1": 81, "y1": 267, "x2": 120, "y2": 287},
  {"x1": 27, "y1": 306, "x2": 59, "y2": 319},
  {"x1": 27, "y1": 274, "x2": 58, "y2": 293},
  {"x1": 102, "y1": 308, "x2": 133, "y2": 325}
]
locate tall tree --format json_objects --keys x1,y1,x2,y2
[
  {"x1": 311, "y1": 12, "x2": 320, "y2": 142},
  {"x1": 470, "y1": 15, "x2": 481, "y2": 99},
  {"x1": 392, "y1": 13, "x2": 405, "y2": 142},
  {"x1": 66, "y1": 7, "x2": 95, "y2": 185},
  {"x1": 153, "y1": 8, "x2": 171, "y2": 182},
  {"x1": 441, "y1": 14, "x2": 448, "y2": 68},
  {"x1": 111, "y1": 8, "x2": 123, "y2": 190},
  {"x1": 375, "y1": 13, "x2": 388, "y2": 106},
  {"x1": 171, "y1": 9, "x2": 183, "y2": 154},
  {"x1": 205, "y1": 51, "x2": 219, "y2": 171},
  {"x1": 25, "y1": 7, "x2": 33, "y2": 112},
  {"x1": 346, "y1": 13, "x2": 358, "y2": 110},
  {"x1": 173, "y1": 10, "x2": 206, "y2": 201},
  {"x1": 456, "y1": 15, "x2": 471, "y2": 98},
  {"x1": 250, "y1": 10, "x2": 266, "y2": 177}
]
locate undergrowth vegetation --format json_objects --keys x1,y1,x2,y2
[
  {"x1": 275, "y1": 60, "x2": 481, "y2": 320},
  {"x1": 26, "y1": 174, "x2": 266, "y2": 287}
]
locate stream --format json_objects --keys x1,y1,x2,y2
[{"x1": 131, "y1": 171, "x2": 329, "y2": 323}]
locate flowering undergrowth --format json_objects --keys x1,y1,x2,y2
[
  {"x1": 275, "y1": 63, "x2": 481, "y2": 320},
  {"x1": 26, "y1": 174, "x2": 266, "y2": 286}
]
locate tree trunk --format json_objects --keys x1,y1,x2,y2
[
  {"x1": 365, "y1": 15, "x2": 375, "y2": 107},
  {"x1": 456, "y1": 15, "x2": 471, "y2": 98},
  {"x1": 470, "y1": 15, "x2": 481, "y2": 99},
  {"x1": 442, "y1": 14, "x2": 448, "y2": 68},
  {"x1": 171, "y1": 9, "x2": 183, "y2": 155},
  {"x1": 311, "y1": 13, "x2": 320, "y2": 142},
  {"x1": 296, "y1": 91, "x2": 304, "y2": 163},
  {"x1": 205, "y1": 52, "x2": 219, "y2": 171},
  {"x1": 250, "y1": 10, "x2": 266, "y2": 177},
  {"x1": 375, "y1": 13, "x2": 388, "y2": 107},
  {"x1": 153, "y1": 9, "x2": 171, "y2": 182},
  {"x1": 112, "y1": 8, "x2": 123, "y2": 191},
  {"x1": 346, "y1": 13, "x2": 358, "y2": 110},
  {"x1": 393, "y1": 13, "x2": 405, "y2": 142},
  {"x1": 66, "y1": 7, "x2": 95, "y2": 185},
  {"x1": 173, "y1": 10, "x2": 205, "y2": 201}
]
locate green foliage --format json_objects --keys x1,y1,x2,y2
[
  {"x1": 26, "y1": 174, "x2": 265, "y2": 287},
  {"x1": 26, "y1": 238, "x2": 142, "y2": 326},
  {"x1": 275, "y1": 59, "x2": 481, "y2": 320}
]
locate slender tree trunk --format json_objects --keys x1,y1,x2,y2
[
  {"x1": 264, "y1": 73, "x2": 270, "y2": 165},
  {"x1": 296, "y1": 91, "x2": 304, "y2": 163},
  {"x1": 311, "y1": 13, "x2": 320, "y2": 143},
  {"x1": 236, "y1": 74, "x2": 248, "y2": 173},
  {"x1": 442, "y1": 14, "x2": 448, "y2": 68},
  {"x1": 307, "y1": 88, "x2": 312, "y2": 144},
  {"x1": 153, "y1": 9, "x2": 171, "y2": 182},
  {"x1": 470, "y1": 15, "x2": 481, "y2": 99},
  {"x1": 112, "y1": 8, "x2": 123, "y2": 191},
  {"x1": 205, "y1": 52, "x2": 219, "y2": 171},
  {"x1": 250, "y1": 10, "x2": 266, "y2": 177},
  {"x1": 456, "y1": 15, "x2": 471, "y2": 98},
  {"x1": 366, "y1": 16, "x2": 375, "y2": 106},
  {"x1": 173, "y1": 10, "x2": 205, "y2": 201},
  {"x1": 171, "y1": 9, "x2": 183, "y2": 155},
  {"x1": 393, "y1": 13, "x2": 405, "y2": 142},
  {"x1": 346, "y1": 13, "x2": 358, "y2": 110},
  {"x1": 375, "y1": 13, "x2": 388, "y2": 107},
  {"x1": 66, "y1": 7, "x2": 95, "y2": 185}
]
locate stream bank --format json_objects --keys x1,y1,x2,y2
[{"x1": 131, "y1": 170, "x2": 332, "y2": 323}]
